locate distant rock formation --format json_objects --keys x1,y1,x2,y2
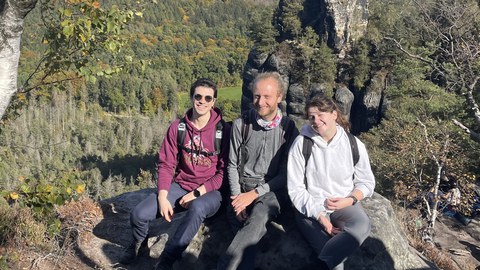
[
  {"x1": 242, "y1": 0, "x2": 386, "y2": 133},
  {"x1": 79, "y1": 190, "x2": 434, "y2": 270}
]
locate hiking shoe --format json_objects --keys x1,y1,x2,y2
[
  {"x1": 119, "y1": 238, "x2": 148, "y2": 264},
  {"x1": 154, "y1": 253, "x2": 176, "y2": 270}
]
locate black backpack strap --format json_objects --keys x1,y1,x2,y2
[
  {"x1": 347, "y1": 132, "x2": 359, "y2": 166},
  {"x1": 238, "y1": 111, "x2": 251, "y2": 184},
  {"x1": 176, "y1": 117, "x2": 187, "y2": 164},
  {"x1": 302, "y1": 136, "x2": 313, "y2": 167},
  {"x1": 177, "y1": 117, "x2": 223, "y2": 158},
  {"x1": 241, "y1": 111, "x2": 250, "y2": 144},
  {"x1": 213, "y1": 119, "x2": 225, "y2": 155},
  {"x1": 302, "y1": 136, "x2": 313, "y2": 190},
  {"x1": 280, "y1": 116, "x2": 296, "y2": 143}
]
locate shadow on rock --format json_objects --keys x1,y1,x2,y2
[{"x1": 77, "y1": 190, "x2": 437, "y2": 270}]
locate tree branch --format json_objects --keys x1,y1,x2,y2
[
  {"x1": 384, "y1": 36, "x2": 434, "y2": 65},
  {"x1": 452, "y1": 119, "x2": 480, "y2": 143}
]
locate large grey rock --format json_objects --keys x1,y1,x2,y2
[
  {"x1": 241, "y1": 0, "x2": 375, "y2": 131},
  {"x1": 335, "y1": 85, "x2": 354, "y2": 121},
  {"x1": 80, "y1": 190, "x2": 434, "y2": 270},
  {"x1": 351, "y1": 70, "x2": 388, "y2": 133},
  {"x1": 324, "y1": 0, "x2": 369, "y2": 57}
]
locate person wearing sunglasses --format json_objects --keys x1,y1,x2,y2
[
  {"x1": 120, "y1": 78, "x2": 230, "y2": 270},
  {"x1": 217, "y1": 72, "x2": 299, "y2": 270}
]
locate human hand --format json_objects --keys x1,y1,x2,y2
[
  {"x1": 317, "y1": 215, "x2": 333, "y2": 235},
  {"x1": 231, "y1": 190, "x2": 258, "y2": 215},
  {"x1": 235, "y1": 209, "x2": 249, "y2": 222},
  {"x1": 317, "y1": 215, "x2": 340, "y2": 235},
  {"x1": 325, "y1": 197, "x2": 354, "y2": 211},
  {"x1": 179, "y1": 192, "x2": 196, "y2": 209},
  {"x1": 158, "y1": 196, "x2": 174, "y2": 222}
]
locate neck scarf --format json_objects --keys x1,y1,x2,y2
[{"x1": 256, "y1": 108, "x2": 283, "y2": 130}]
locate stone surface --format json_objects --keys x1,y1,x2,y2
[
  {"x1": 78, "y1": 190, "x2": 435, "y2": 270},
  {"x1": 241, "y1": 0, "x2": 385, "y2": 132},
  {"x1": 324, "y1": 0, "x2": 369, "y2": 57}
]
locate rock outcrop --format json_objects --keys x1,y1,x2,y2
[
  {"x1": 79, "y1": 190, "x2": 434, "y2": 270},
  {"x1": 242, "y1": 0, "x2": 386, "y2": 133},
  {"x1": 324, "y1": 0, "x2": 369, "y2": 57}
]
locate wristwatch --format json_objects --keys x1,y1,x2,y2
[
  {"x1": 193, "y1": 189, "x2": 201, "y2": 198},
  {"x1": 348, "y1": 195, "x2": 358, "y2": 205}
]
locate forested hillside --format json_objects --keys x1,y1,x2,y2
[
  {"x1": 1, "y1": 0, "x2": 480, "y2": 269},
  {"x1": 16, "y1": 0, "x2": 260, "y2": 115},
  {"x1": 0, "y1": 1, "x2": 269, "y2": 262}
]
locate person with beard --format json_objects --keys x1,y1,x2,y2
[{"x1": 217, "y1": 72, "x2": 299, "y2": 270}]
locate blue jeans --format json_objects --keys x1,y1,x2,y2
[
  {"x1": 217, "y1": 191, "x2": 286, "y2": 270},
  {"x1": 295, "y1": 204, "x2": 371, "y2": 270},
  {"x1": 130, "y1": 182, "x2": 222, "y2": 259}
]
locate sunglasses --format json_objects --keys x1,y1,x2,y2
[{"x1": 193, "y1": 94, "x2": 214, "y2": 103}]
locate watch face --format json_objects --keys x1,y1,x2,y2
[{"x1": 194, "y1": 189, "x2": 200, "y2": 197}]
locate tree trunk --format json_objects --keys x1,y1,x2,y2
[{"x1": 0, "y1": 0, "x2": 37, "y2": 119}]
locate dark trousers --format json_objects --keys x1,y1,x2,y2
[
  {"x1": 295, "y1": 204, "x2": 371, "y2": 270},
  {"x1": 217, "y1": 191, "x2": 286, "y2": 270},
  {"x1": 130, "y1": 182, "x2": 222, "y2": 259}
]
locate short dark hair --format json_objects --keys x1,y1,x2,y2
[
  {"x1": 305, "y1": 94, "x2": 351, "y2": 131},
  {"x1": 189, "y1": 78, "x2": 218, "y2": 98}
]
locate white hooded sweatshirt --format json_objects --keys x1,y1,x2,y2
[{"x1": 287, "y1": 124, "x2": 375, "y2": 220}]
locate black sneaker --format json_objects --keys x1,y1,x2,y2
[
  {"x1": 119, "y1": 238, "x2": 148, "y2": 264},
  {"x1": 154, "y1": 252, "x2": 176, "y2": 270}
]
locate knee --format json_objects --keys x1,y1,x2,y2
[
  {"x1": 345, "y1": 216, "x2": 371, "y2": 244},
  {"x1": 188, "y1": 202, "x2": 208, "y2": 219},
  {"x1": 256, "y1": 192, "x2": 281, "y2": 216},
  {"x1": 130, "y1": 205, "x2": 152, "y2": 226},
  {"x1": 189, "y1": 198, "x2": 220, "y2": 219},
  {"x1": 130, "y1": 207, "x2": 143, "y2": 226}
]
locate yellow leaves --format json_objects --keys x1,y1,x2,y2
[
  {"x1": 75, "y1": 184, "x2": 86, "y2": 194},
  {"x1": 9, "y1": 192, "x2": 19, "y2": 200},
  {"x1": 92, "y1": 1, "x2": 101, "y2": 9}
]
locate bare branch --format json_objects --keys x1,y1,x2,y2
[
  {"x1": 384, "y1": 37, "x2": 434, "y2": 65},
  {"x1": 452, "y1": 119, "x2": 480, "y2": 143}
]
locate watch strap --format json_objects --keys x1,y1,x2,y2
[{"x1": 348, "y1": 195, "x2": 358, "y2": 205}]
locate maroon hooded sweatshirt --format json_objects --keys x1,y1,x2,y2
[{"x1": 157, "y1": 107, "x2": 228, "y2": 193}]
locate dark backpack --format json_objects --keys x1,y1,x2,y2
[
  {"x1": 302, "y1": 132, "x2": 359, "y2": 167},
  {"x1": 177, "y1": 117, "x2": 225, "y2": 158}
]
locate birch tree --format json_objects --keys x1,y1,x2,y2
[
  {"x1": 0, "y1": 0, "x2": 141, "y2": 120},
  {"x1": 0, "y1": 0, "x2": 37, "y2": 119}
]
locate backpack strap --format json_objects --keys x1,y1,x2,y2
[
  {"x1": 238, "y1": 111, "x2": 251, "y2": 183},
  {"x1": 302, "y1": 136, "x2": 314, "y2": 167},
  {"x1": 347, "y1": 132, "x2": 359, "y2": 166},
  {"x1": 302, "y1": 136, "x2": 313, "y2": 190},
  {"x1": 301, "y1": 132, "x2": 359, "y2": 189},
  {"x1": 176, "y1": 117, "x2": 187, "y2": 165},
  {"x1": 213, "y1": 119, "x2": 225, "y2": 155},
  {"x1": 177, "y1": 117, "x2": 224, "y2": 158}
]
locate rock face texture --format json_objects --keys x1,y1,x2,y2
[
  {"x1": 324, "y1": 0, "x2": 369, "y2": 57},
  {"x1": 242, "y1": 0, "x2": 386, "y2": 133},
  {"x1": 79, "y1": 190, "x2": 434, "y2": 270}
]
